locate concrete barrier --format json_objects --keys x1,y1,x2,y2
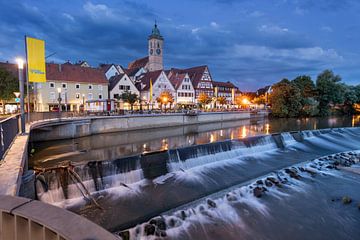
[
  {"x1": 30, "y1": 112, "x2": 251, "y2": 142},
  {"x1": 0, "y1": 195, "x2": 118, "y2": 240}
]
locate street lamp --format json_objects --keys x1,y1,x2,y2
[
  {"x1": 162, "y1": 96, "x2": 168, "y2": 113},
  {"x1": 15, "y1": 58, "x2": 25, "y2": 134},
  {"x1": 57, "y1": 87, "x2": 62, "y2": 112},
  {"x1": 82, "y1": 93, "x2": 85, "y2": 105},
  {"x1": 13, "y1": 92, "x2": 20, "y2": 113}
]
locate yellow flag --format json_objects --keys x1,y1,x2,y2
[
  {"x1": 26, "y1": 37, "x2": 46, "y2": 82},
  {"x1": 150, "y1": 78, "x2": 153, "y2": 102}
]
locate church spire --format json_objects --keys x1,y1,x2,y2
[{"x1": 148, "y1": 21, "x2": 163, "y2": 40}]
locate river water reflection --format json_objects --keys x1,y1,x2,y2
[{"x1": 31, "y1": 115, "x2": 360, "y2": 167}]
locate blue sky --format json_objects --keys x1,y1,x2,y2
[{"x1": 0, "y1": 0, "x2": 359, "y2": 90}]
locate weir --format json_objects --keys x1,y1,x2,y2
[{"x1": 30, "y1": 127, "x2": 360, "y2": 232}]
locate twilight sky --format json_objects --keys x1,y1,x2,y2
[{"x1": 0, "y1": 0, "x2": 360, "y2": 91}]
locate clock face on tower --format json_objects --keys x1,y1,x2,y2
[
  {"x1": 150, "y1": 49, "x2": 153, "y2": 55},
  {"x1": 156, "y1": 48, "x2": 161, "y2": 55}
]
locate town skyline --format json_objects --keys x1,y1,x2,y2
[{"x1": 1, "y1": 0, "x2": 360, "y2": 91}]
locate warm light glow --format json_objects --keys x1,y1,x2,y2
[
  {"x1": 163, "y1": 96, "x2": 168, "y2": 103},
  {"x1": 15, "y1": 58, "x2": 24, "y2": 70},
  {"x1": 82, "y1": 94, "x2": 85, "y2": 97},
  {"x1": 265, "y1": 123, "x2": 270, "y2": 135},
  {"x1": 241, "y1": 126, "x2": 247, "y2": 138},
  {"x1": 57, "y1": 87, "x2": 61, "y2": 93},
  {"x1": 242, "y1": 98, "x2": 250, "y2": 105},
  {"x1": 210, "y1": 134, "x2": 215, "y2": 143},
  {"x1": 13, "y1": 92, "x2": 20, "y2": 98}
]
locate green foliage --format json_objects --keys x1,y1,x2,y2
[
  {"x1": 120, "y1": 91, "x2": 138, "y2": 110},
  {"x1": 269, "y1": 79, "x2": 302, "y2": 117},
  {"x1": 0, "y1": 67, "x2": 18, "y2": 100},
  {"x1": 316, "y1": 70, "x2": 345, "y2": 116},
  {"x1": 292, "y1": 75, "x2": 315, "y2": 98}
]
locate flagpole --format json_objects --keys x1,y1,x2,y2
[{"x1": 25, "y1": 36, "x2": 30, "y2": 123}]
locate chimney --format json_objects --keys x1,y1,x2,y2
[{"x1": 58, "y1": 64, "x2": 62, "y2": 72}]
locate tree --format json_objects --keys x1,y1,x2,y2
[
  {"x1": 217, "y1": 96, "x2": 227, "y2": 107},
  {"x1": 197, "y1": 92, "x2": 211, "y2": 108},
  {"x1": 119, "y1": 91, "x2": 138, "y2": 111},
  {"x1": 269, "y1": 79, "x2": 302, "y2": 117},
  {"x1": 341, "y1": 84, "x2": 359, "y2": 115},
  {"x1": 0, "y1": 67, "x2": 19, "y2": 114},
  {"x1": 316, "y1": 70, "x2": 345, "y2": 116},
  {"x1": 156, "y1": 91, "x2": 174, "y2": 112},
  {"x1": 292, "y1": 75, "x2": 315, "y2": 98}
]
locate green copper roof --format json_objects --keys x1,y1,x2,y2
[{"x1": 148, "y1": 23, "x2": 164, "y2": 40}]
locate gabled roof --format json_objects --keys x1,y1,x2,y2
[
  {"x1": 256, "y1": 85, "x2": 272, "y2": 96},
  {"x1": 99, "y1": 63, "x2": 114, "y2": 73},
  {"x1": 124, "y1": 67, "x2": 142, "y2": 77},
  {"x1": 169, "y1": 73, "x2": 188, "y2": 90},
  {"x1": 128, "y1": 56, "x2": 149, "y2": 69},
  {"x1": 46, "y1": 63, "x2": 108, "y2": 84},
  {"x1": 168, "y1": 65, "x2": 209, "y2": 87},
  {"x1": 108, "y1": 73, "x2": 125, "y2": 91},
  {"x1": 213, "y1": 81, "x2": 238, "y2": 89},
  {"x1": 137, "y1": 70, "x2": 163, "y2": 91}
]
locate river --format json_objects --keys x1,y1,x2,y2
[{"x1": 29, "y1": 115, "x2": 360, "y2": 239}]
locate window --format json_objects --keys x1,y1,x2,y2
[
  {"x1": 88, "y1": 93, "x2": 93, "y2": 100},
  {"x1": 114, "y1": 94, "x2": 119, "y2": 99},
  {"x1": 49, "y1": 92, "x2": 55, "y2": 100},
  {"x1": 62, "y1": 83, "x2": 67, "y2": 89},
  {"x1": 98, "y1": 94, "x2": 103, "y2": 100},
  {"x1": 75, "y1": 93, "x2": 80, "y2": 99},
  {"x1": 49, "y1": 82, "x2": 55, "y2": 88},
  {"x1": 98, "y1": 85, "x2": 103, "y2": 91},
  {"x1": 75, "y1": 84, "x2": 80, "y2": 89},
  {"x1": 119, "y1": 85, "x2": 124, "y2": 90},
  {"x1": 88, "y1": 84, "x2": 93, "y2": 90},
  {"x1": 126, "y1": 86, "x2": 130, "y2": 91}
]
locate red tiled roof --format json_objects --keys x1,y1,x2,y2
[
  {"x1": 213, "y1": 81, "x2": 238, "y2": 89},
  {"x1": 128, "y1": 56, "x2": 149, "y2": 69},
  {"x1": 137, "y1": 70, "x2": 162, "y2": 91},
  {"x1": 46, "y1": 63, "x2": 108, "y2": 84},
  {"x1": 168, "y1": 65, "x2": 209, "y2": 87},
  {"x1": 169, "y1": 73, "x2": 186, "y2": 90},
  {"x1": 123, "y1": 67, "x2": 141, "y2": 77}
]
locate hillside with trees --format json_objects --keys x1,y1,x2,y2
[{"x1": 269, "y1": 70, "x2": 360, "y2": 117}]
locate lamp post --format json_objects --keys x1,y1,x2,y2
[
  {"x1": 163, "y1": 96, "x2": 168, "y2": 113},
  {"x1": 13, "y1": 92, "x2": 20, "y2": 113},
  {"x1": 57, "y1": 87, "x2": 62, "y2": 112},
  {"x1": 16, "y1": 58, "x2": 26, "y2": 134},
  {"x1": 82, "y1": 94, "x2": 85, "y2": 112}
]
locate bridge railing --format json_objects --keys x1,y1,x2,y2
[
  {"x1": 0, "y1": 195, "x2": 118, "y2": 240},
  {"x1": 0, "y1": 115, "x2": 20, "y2": 161}
]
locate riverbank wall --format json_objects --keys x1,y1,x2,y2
[{"x1": 30, "y1": 112, "x2": 251, "y2": 142}]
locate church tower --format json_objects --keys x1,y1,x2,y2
[{"x1": 148, "y1": 23, "x2": 164, "y2": 71}]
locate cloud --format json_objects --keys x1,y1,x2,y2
[
  {"x1": 321, "y1": 26, "x2": 333, "y2": 32},
  {"x1": 210, "y1": 21, "x2": 219, "y2": 28},
  {"x1": 258, "y1": 24, "x2": 289, "y2": 34},
  {"x1": 62, "y1": 13, "x2": 75, "y2": 22}
]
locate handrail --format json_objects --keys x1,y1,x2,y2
[{"x1": 0, "y1": 195, "x2": 118, "y2": 240}]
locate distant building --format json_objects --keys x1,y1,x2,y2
[
  {"x1": 168, "y1": 66, "x2": 214, "y2": 102},
  {"x1": 169, "y1": 72, "x2": 195, "y2": 105},
  {"x1": 128, "y1": 23, "x2": 164, "y2": 72},
  {"x1": 213, "y1": 81, "x2": 240, "y2": 105},
  {"x1": 109, "y1": 73, "x2": 139, "y2": 99},
  {"x1": 35, "y1": 63, "x2": 108, "y2": 111},
  {"x1": 136, "y1": 70, "x2": 175, "y2": 108},
  {"x1": 99, "y1": 63, "x2": 124, "y2": 80}
]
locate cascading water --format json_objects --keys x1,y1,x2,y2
[{"x1": 32, "y1": 127, "x2": 360, "y2": 237}]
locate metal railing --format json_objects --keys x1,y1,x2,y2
[{"x1": 0, "y1": 115, "x2": 20, "y2": 161}]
